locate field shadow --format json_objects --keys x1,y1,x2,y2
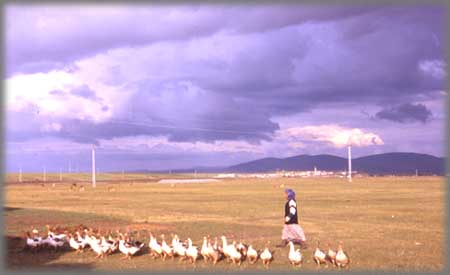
[
  {"x1": 4, "y1": 207, "x2": 22, "y2": 212},
  {"x1": 8, "y1": 263, "x2": 95, "y2": 271},
  {"x1": 4, "y1": 235, "x2": 94, "y2": 270}
]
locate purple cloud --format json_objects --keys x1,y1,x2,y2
[
  {"x1": 375, "y1": 103, "x2": 433, "y2": 123},
  {"x1": 6, "y1": 4, "x2": 381, "y2": 76},
  {"x1": 70, "y1": 85, "x2": 102, "y2": 102},
  {"x1": 5, "y1": 3, "x2": 447, "y2": 172}
]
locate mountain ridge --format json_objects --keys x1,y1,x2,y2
[{"x1": 144, "y1": 152, "x2": 446, "y2": 175}]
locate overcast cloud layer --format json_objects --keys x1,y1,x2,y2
[{"x1": 5, "y1": 3, "x2": 447, "y2": 172}]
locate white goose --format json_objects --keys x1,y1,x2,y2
[
  {"x1": 171, "y1": 234, "x2": 179, "y2": 249},
  {"x1": 84, "y1": 229, "x2": 101, "y2": 250},
  {"x1": 82, "y1": 229, "x2": 94, "y2": 248},
  {"x1": 201, "y1": 236, "x2": 210, "y2": 262},
  {"x1": 100, "y1": 236, "x2": 115, "y2": 254},
  {"x1": 326, "y1": 243, "x2": 337, "y2": 266},
  {"x1": 229, "y1": 241, "x2": 243, "y2": 266},
  {"x1": 213, "y1": 237, "x2": 219, "y2": 251},
  {"x1": 88, "y1": 234, "x2": 101, "y2": 249},
  {"x1": 68, "y1": 233, "x2": 85, "y2": 253},
  {"x1": 45, "y1": 225, "x2": 67, "y2": 240},
  {"x1": 236, "y1": 241, "x2": 247, "y2": 258},
  {"x1": 313, "y1": 241, "x2": 327, "y2": 267},
  {"x1": 173, "y1": 236, "x2": 187, "y2": 261},
  {"x1": 335, "y1": 241, "x2": 350, "y2": 269},
  {"x1": 90, "y1": 237, "x2": 109, "y2": 258},
  {"x1": 288, "y1": 241, "x2": 302, "y2": 266},
  {"x1": 160, "y1": 234, "x2": 173, "y2": 260},
  {"x1": 25, "y1": 231, "x2": 42, "y2": 251},
  {"x1": 247, "y1": 245, "x2": 258, "y2": 264},
  {"x1": 107, "y1": 234, "x2": 119, "y2": 253},
  {"x1": 41, "y1": 234, "x2": 65, "y2": 251},
  {"x1": 260, "y1": 242, "x2": 273, "y2": 269},
  {"x1": 220, "y1": 235, "x2": 235, "y2": 261},
  {"x1": 207, "y1": 238, "x2": 221, "y2": 265},
  {"x1": 118, "y1": 235, "x2": 144, "y2": 260},
  {"x1": 75, "y1": 231, "x2": 90, "y2": 248},
  {"x1": 148, "y1": 233, "x2": 163, "y2": 258},
  {"x1": 186, "y1": 238, "x2": 199, "y2": 264}
]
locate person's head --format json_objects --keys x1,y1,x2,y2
[{"x1": 284, "y1": 188, "x2": 295, "y2": 200}]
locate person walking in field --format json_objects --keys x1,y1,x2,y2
[{"x1": 276, "y1": 188, "x2": 308, "y2": 249}]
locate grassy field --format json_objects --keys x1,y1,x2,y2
[{"x1": 3, "y1": 174, "x2": 446, "y2": 272}]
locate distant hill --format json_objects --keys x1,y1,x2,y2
[
  {"x1": 225, "y1": 154, "x2": 346, "y2": 173},
  {"x1": 223, "y1": 152, "x2": 446, "y2": 175},
  {"x1": 352, "y1": 152, "x2": 446, "y2": 175},
  {"x1": 140, "y1": 152, "x2": 446, "y2": 176}
]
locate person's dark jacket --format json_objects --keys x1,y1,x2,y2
[{"x1": 285, "y1": 198, "x2": 298, "y2": 224}]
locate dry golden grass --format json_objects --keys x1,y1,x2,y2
[{"x1": 4, "y1": 175, "x2": 446, "y2": 271}]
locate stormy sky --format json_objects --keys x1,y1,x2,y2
[{"x1": 5, "y1": 3, "x2": 448, "y2": 172}]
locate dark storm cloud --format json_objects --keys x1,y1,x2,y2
[
  {"x1": 180, "y1": 5, "x2": 446, "y2": 118},
  {"x1": 375, "y1": 103, "x2": 433, "y2": 123},
  {"x1": 6, "y1": 4, "x2": 380, "y2": 76},
  {"x1": 5, "y1": 4, "x2": 447, "y2": 148},
  {"x1": 130, "y1": 81, "x2": 280, "y2": 143}
]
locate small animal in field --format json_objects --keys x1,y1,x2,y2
[
  {"x1": 186, "y1": 238, "x2": 199, "y2": 265},
  {"x1": 24, "y1": 231, "x2": 42, "y2": 252},
  {"x1": 118, "y1": 233, "x2": 144, "y2": 260},
  {"x1": 79, "y1": 185, "x2": 85, "y2": 192},
  {"x1": 201, "y1": 236, "x2": 210, "y2": 262},
  {"x1": 207, "y1": 237, "x2": 222, "y2": 265},
  {"x1": 260, "y1": 241, "x2": 273, "y2": 269},
  {"x1": 68, "y1": 233, "x2": 86, "y2": 253},
  {"x1": 160, "y1": 234, "x2": 173, "y2": 260},
  {"x1": 41, "y1": 235, "x2": 65, "y2": 251},
  {"x1": 288, "y1": 241, "x2": 302, "y2": 267},
  {"x1": 326, "y1": 243, "x2": 337, "y2": 266},
  {"x1": 246, "y1": 245, "x2": 258, "y2": 264},
  {"x1": 313, "y1": 241, "x2": 327, "y2": 267},
  {"x1": 229, "y1": 241, "x2": 243, "y2": 266},
  {"x1": 148, "y1": 232, "x2": 163, "y2": 258},
  {"x1": 335, "y1": 241, "x2": 350, "y2": 269},
  {"x1": 236, "y1": 240, "x2": 248, "y2": 259}
]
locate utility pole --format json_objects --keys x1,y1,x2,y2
[
  {"x1": 92, "y1": 145, "x2": 96, "y2": 188},
  {"x1": 347, "y1": 145, "x2": 352, "y2": 182}
]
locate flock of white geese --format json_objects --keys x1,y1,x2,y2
[{"x1": 24, "y1": 225, "x2": 350, "y2": 269}]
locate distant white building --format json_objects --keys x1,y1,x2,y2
[
  {"x1": 216, "y1": 170, "x2": 357, "y2": 179},
  {"x1": 215, "y1": 173, "x2": 237, "y2": 178}
]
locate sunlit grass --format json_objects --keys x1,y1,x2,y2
[{"x1": 4, "y1": 175, "x2": 445, "y2": 271}]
